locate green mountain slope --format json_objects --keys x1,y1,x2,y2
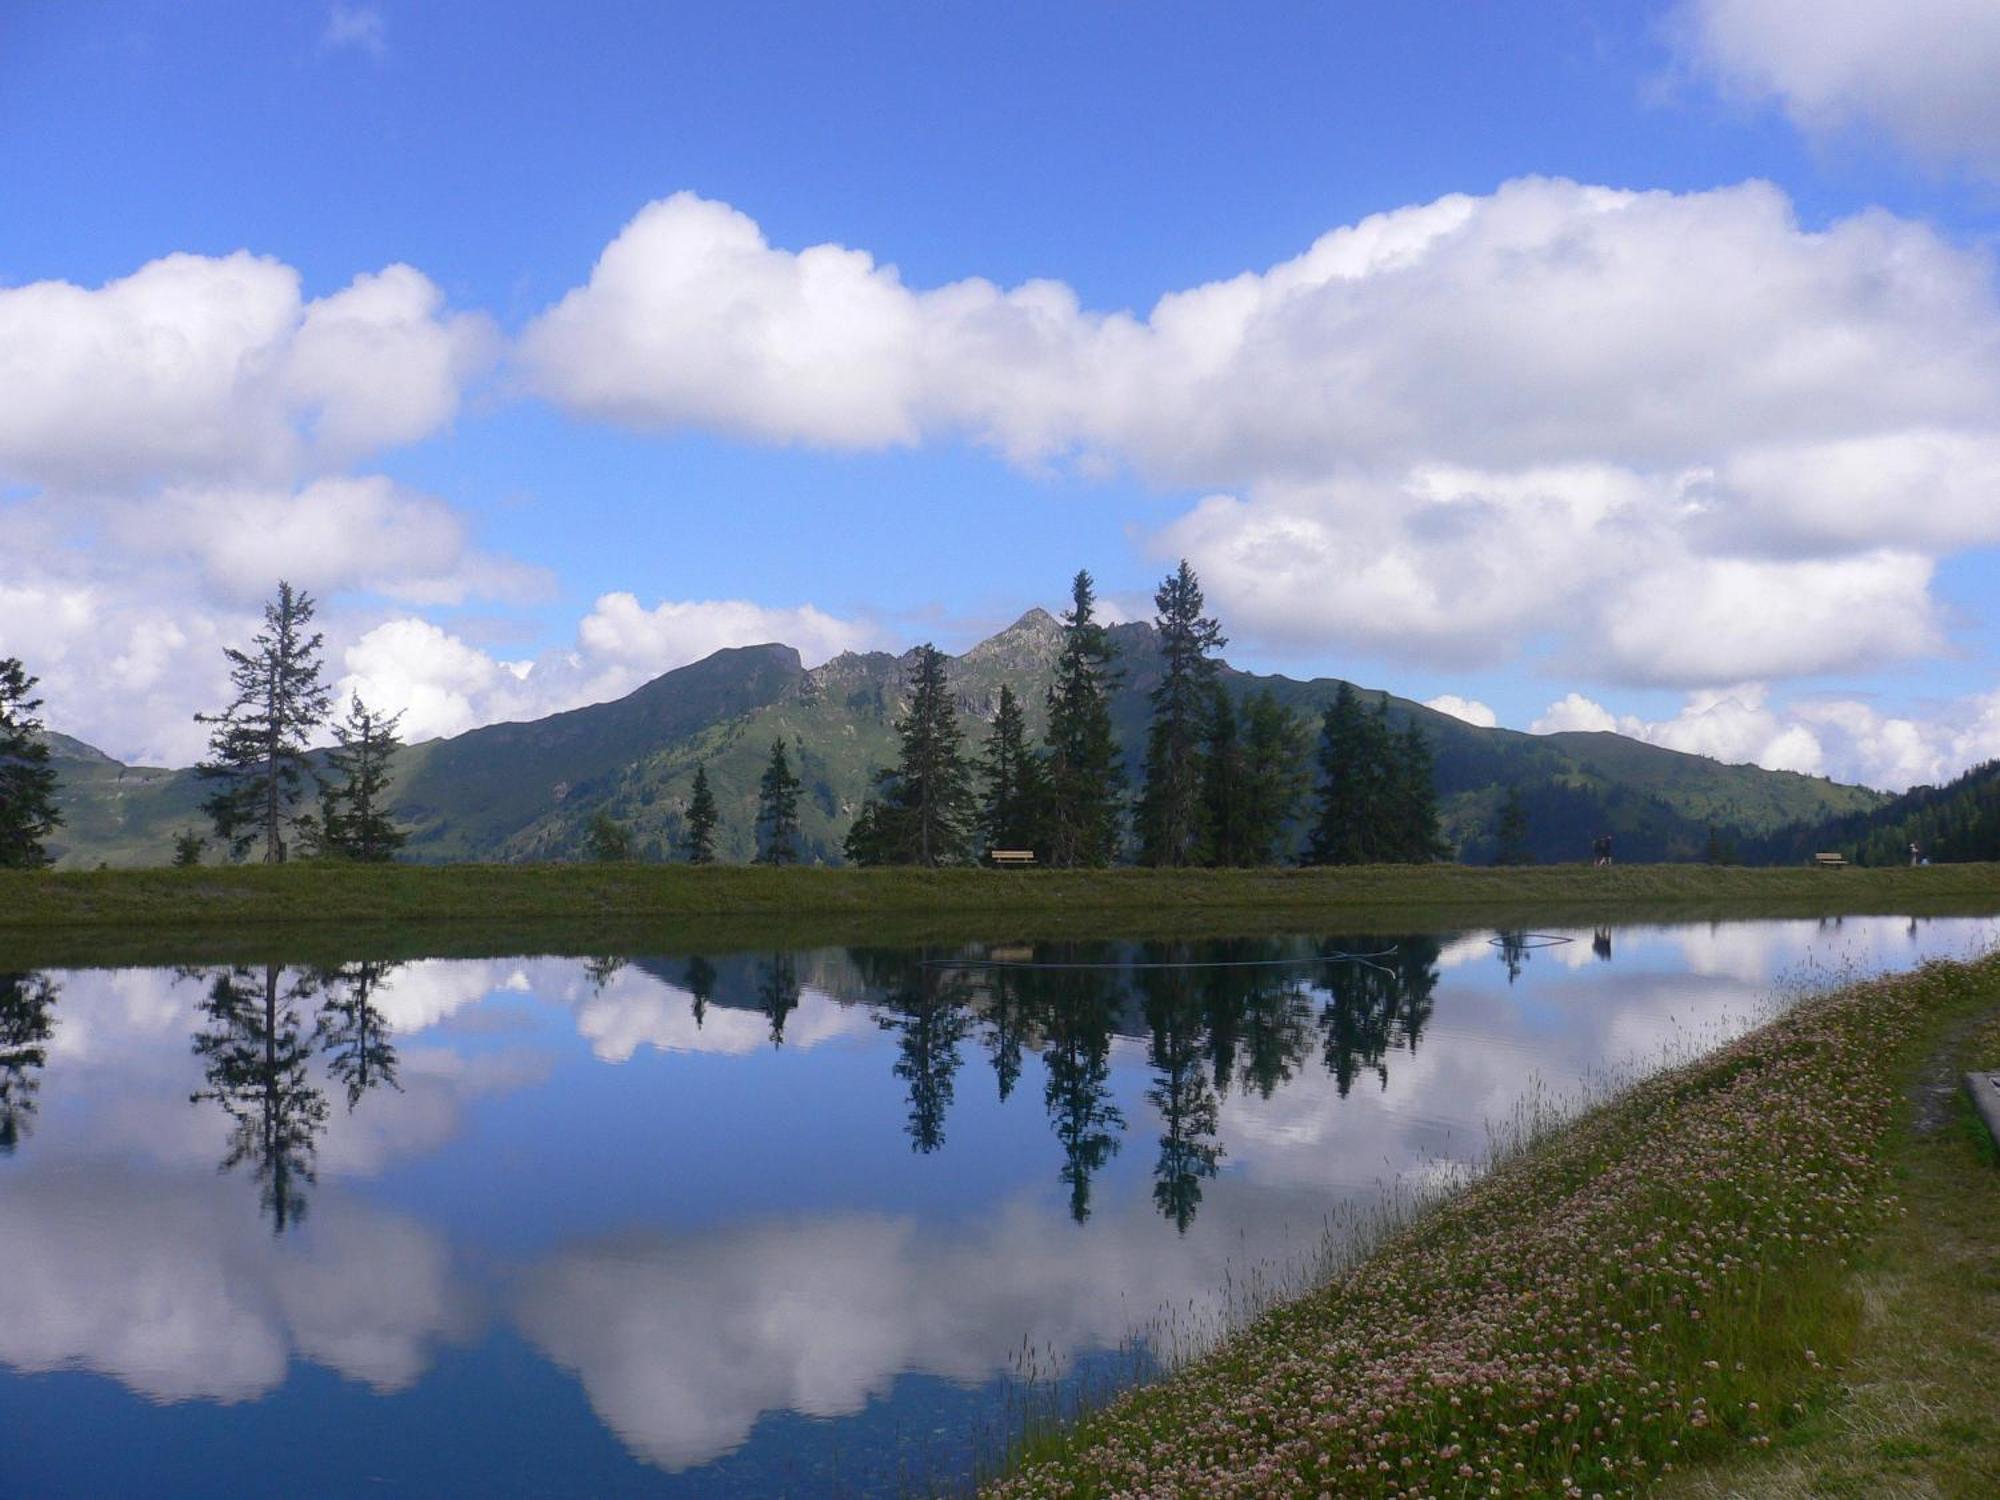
[{"x1": 42, "y1": 609, "x2": 1885, "y2": 867}]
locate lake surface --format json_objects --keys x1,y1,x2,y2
[{"x1": 3, "y1": 914, "x2": 1995, "y2": 1497}]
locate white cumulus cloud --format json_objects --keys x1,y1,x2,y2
[
  {"x1": 1531, "y1": 683, "x2": 2000, "y2": 790},
  {"x1": 1423, "y1": 694, "x2": 1498, "y2": 728},
  {"x1": 1680, "y1": 0, "x2": 2000, "y2": 174},
  {"x1": 0, "y1": 253, "x2": 493, "y2": 489},
  {"x1": 526, "y1": 181, "x2": 2000, "y2": 695}
]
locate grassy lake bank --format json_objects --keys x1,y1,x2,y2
[
  {"x1": 982, "y1": 950, "x2": 2000, "y2": 1499},
  {"x1": 3, "y1": 861, "x2": 1994, "y2": 970},
  {"x1": 17, "y1": 862, "x2": 2000, "y2": 933}
]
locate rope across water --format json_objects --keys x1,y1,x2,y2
[{"x1": 919, "y1": 949, "x2": 1401, "y2": 972}]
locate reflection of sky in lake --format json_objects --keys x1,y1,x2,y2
[{"x1": 2, "y1": 913, "x2": 1994, "y2": 1497}]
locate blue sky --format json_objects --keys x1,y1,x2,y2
[{"x1": 4, "y1": 0, "x2": 1999, "y2": 786}]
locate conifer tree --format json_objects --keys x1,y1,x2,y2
[
  {"x1": 847, "y1": 645, "x2": 976, "y2": 865},
  {"x1": 1356, "y1": 695, "x2": 1398, "y2": 859},
  {"x1": 0, "y1": 658, "x2": 61, "y2": 869},
  {"x1": 684, "y1": 764, "x2": 719, "y2": 864},
  {"x1": 978, "y1": 683, "x2": 1045, "y2": 854},
  {"x1": 1138, "y1": 560, "x2": 1226, "y2": 867},
  {"x1": 1199, "y1": 687, "x2": 1251, "y2": 866},
  {"x1": 1493, "y1": 785, "x2": 1531, "y2": 865},
  {"x1": 195, "y1": 582, "x2": 332, "y2": 863},
  {"x1": 1305, "y1": 683, "x2": 1368, "y2": 865},
  {"x1": 896, "y1": 644, "x2": 976, "y2": 864},
  {"x1": 1388, "y1": 718, "x2": 1446, "y2": 862},
  {"x1": 755, "y1": 738, "x2": 802, "y2": 865},
  {"x1": 1240, "y1": 689, "x2": 1310, "y2": 864},
  {"x1": 317, "y1": 696, "x2": 405, "y2": 861},
  {"x1": 1042, "y1": 570, "x2": 1125, "y2": 867}
]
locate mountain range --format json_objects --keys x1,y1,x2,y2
[{"x1": 41, "y1": 609, "x2": 1887, "y2": 868}]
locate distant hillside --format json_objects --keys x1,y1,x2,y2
[
  {"x1": 1752, "y1": 759, "x2": 2000, "y2": 866},
  {"x1": 42, "y1": 609, "x2": 1885, "y2": 868}
]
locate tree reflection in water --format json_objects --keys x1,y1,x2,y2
[
  {"x1": 1036, "y1": 967, "x2": 1123, "y2": 1224},
  {"x1": 315, "y1": 959, "x2": 403, "y2": 1108},
  {"x1": 0, "y1": 971, "x2": 57, "y2": 1155},
  {"x1": 878, "y1": 964, "x2": 974, "y2": 1154},
  {"x1": 1138, "y1": 951, "x2": 1223, "y2": 1235},
  {"x1": 187, "y1": 961, "x2": 404, "y2": 1232},
  {"x1": 1318, "y1": 938, "x2": 1441, "y2": 1098},
  {"x1": 757, "y1": 953, "x2": 800, "y2": 1045},
  {"x1": 981, "y1": 963, "x2": 1031, "y2": 1105},
  {"x1": 840, "y1": 937, "x2": 1445, "y2": 1233},
  {"x1": 683, "y1": 955, "x2": 717, "y2": 1029},
  {"x1": 190, "y1": 963, "x2": 329, "y2": 1234}
]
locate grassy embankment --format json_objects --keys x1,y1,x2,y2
[
  {"x1": 1, "y1": 862, "x2": 1995, "y2": 968},
  {"x1": 983, "y1": 952, "x2": 2000, "y2": 1499}
]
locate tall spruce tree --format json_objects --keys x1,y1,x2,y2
[
  {"x1": 1387, "y1": 717, "x2": 1446, "y2": 862},
  {"x1": 977, "y1": 683, "x2": 1045, "y2": 854},
  {"x1": 0, "y1": 658, "x2": 61, "y2": 868},
  {"x1": 316, "y1": 696, "x2": 405, "y2": 861},
  {"x1": 1042, "y1": 570, "x2": 1125, "y2": 867},
  {"x1": 1305, "y1": 683, "x2": 1368, "y2": 865},
  {"x1": 195, "y1": 582, "x2": 332, "y2": 863},
  {"x1": 1138, "y1": 560, "x2": 1227, "y2": 867},
  {"x1": 1199, "y1": 687, "x2": 1251, "y2": 866},
  {"x1": 847, "y1": 645, "x2": 977, "y2": 865},
  {"x1": 1308, "y1": 690, "x2": 1443, "y2": 864},
  {"x1": 1240, "y1": 689, "x2": 1310, "y2": 864},
  {"x1": 1355, "y1": 696, "x2": 1398, "y2": 860},
  {"x1": 684, "y1": 764, "x2": 719, "y2": 864},
  {"x1": 755, "y1": 738, "x2": 803, "y2": 865}
]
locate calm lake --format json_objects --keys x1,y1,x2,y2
[{"x1": 3, "y1": 914, "x2": 1995, "y2": 1497}]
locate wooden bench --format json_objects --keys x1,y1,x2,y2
[
  {"x1": 1812, "y1": 852, "x2": 1849, "y2": 869},
  {"x1": 989, "y1": 849, "x2": 1037, "y2": 868}
]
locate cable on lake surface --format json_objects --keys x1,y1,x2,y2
[
  {"x1": 1488, "y1": 933, "x2": 1576, "y2": 949},
  {"x1": 920, "y1": 950, "x2": 1402, "y2": 972}
]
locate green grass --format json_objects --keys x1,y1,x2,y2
[
  {"x1": 5, "y1": 861, "x2": 1993, "y2": 971},
  {"x1": 980, "y1": 951, "x2": 2000, "y2": 1499},
  {"x1": 1653, "y1": 1009, "x2": 2000, "y2": 1499},
  {"x1": 6, "y1": 859, "x2": 1996, "y2": 931}
]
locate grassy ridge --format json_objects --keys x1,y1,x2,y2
[{"x1": 982, "y1": 952, "x2": 2000, "y2": 1499}]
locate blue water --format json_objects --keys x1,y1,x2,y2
[{"x1": 1, "y1": 914, "x2": 1992, "y2": 1497}]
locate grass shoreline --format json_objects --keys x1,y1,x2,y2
[
  {"x1": 4, "y1": 862, "x2": 1993, "y2": 970},
  {"x1": 980, "y1": 951, "x2": 2000, "y2": 1498},
  {"x1": 5, "y1": 860, "x2": 1996, "y2": 930}
]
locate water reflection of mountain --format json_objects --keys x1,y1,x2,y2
[{"x1": 636, "y1": 938, "x2": 1442, "y2": 1231}]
